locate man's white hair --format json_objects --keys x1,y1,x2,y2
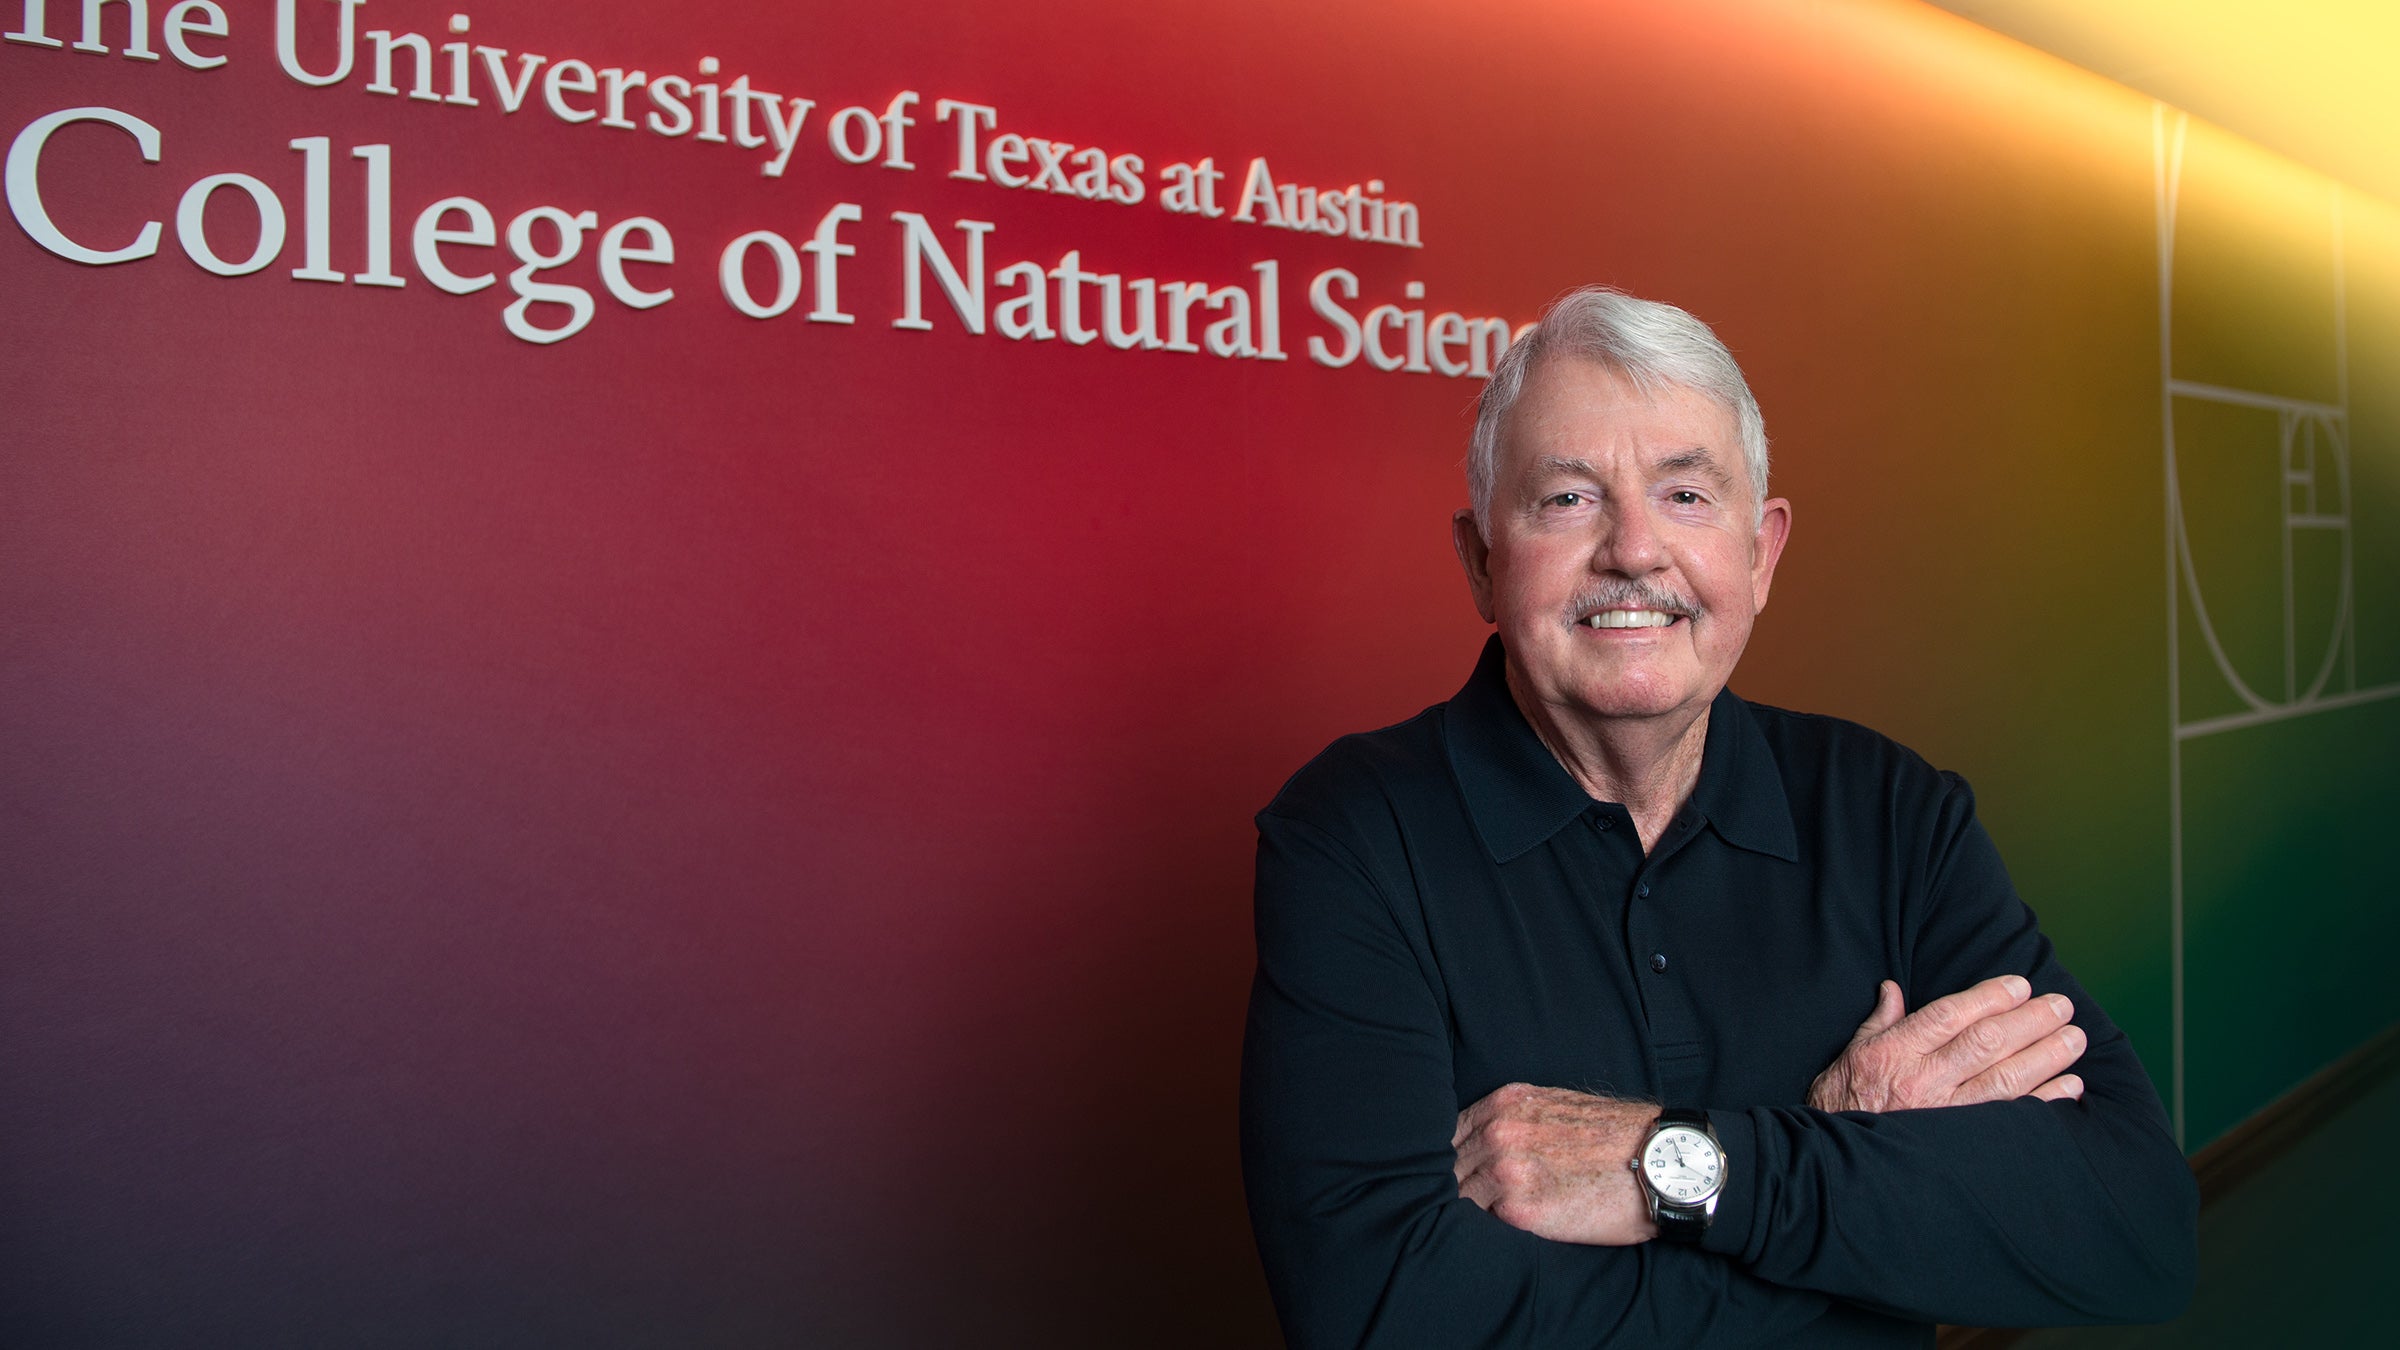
[{"x1": 1469, "y1": 287, "x2": 1770, "y2": 537}]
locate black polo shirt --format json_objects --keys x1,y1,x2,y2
[{"x1": 1240, "y1": 638, "x2": 2194, "y2": 1349}]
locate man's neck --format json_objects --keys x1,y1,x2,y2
[{"x1": 1505, "y1": 667, "x2": 1712, "y2": 854}]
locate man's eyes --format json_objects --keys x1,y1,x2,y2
[{"x1": 1540, "y1": 489, "x2": 1710, "y2": 509}]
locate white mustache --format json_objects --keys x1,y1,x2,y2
[{"x1": 1565, "y1": 581, "x2": 1702, "y2": 623}]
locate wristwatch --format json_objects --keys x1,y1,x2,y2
[{"x1": 1632, "y1": 1108, "x2": 1726, "y2": 1242}]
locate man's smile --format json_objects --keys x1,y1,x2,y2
[{"x1": 1580, "y1": 610, "x2": 1682, "y2": 630}]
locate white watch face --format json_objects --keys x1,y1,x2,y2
[{"x1": 1642, "y1": 1125, "x2": 1724, "y2": 1205}]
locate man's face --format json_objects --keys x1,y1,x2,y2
[{"x1": 1454, "y1": 357, "x2": 1792, "y2": 732}]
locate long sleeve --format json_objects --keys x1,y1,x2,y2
[
  {"x1": 1241, "y1": 808, "x2": 1871, "y2": 1350},
  {"x1": 1698, "y1": 773, "x2": 2198, "y2": 1328}
]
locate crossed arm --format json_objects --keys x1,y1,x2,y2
[{"x1": 1453, "y1": 974, "x2": 2091, "y2": 1247}]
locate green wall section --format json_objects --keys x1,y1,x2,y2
[{"x1": 2182, "y1": 702, "x2": 2400, "y2": 1146}]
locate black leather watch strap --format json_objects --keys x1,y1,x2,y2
[{"x1": 1652, "y1": 1199, "x2": 1711, "y2": 1243}]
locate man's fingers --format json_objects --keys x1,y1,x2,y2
[
  {"x1": 1853, "y1": 979, "x2": 1906, "y2": 1041},
  {"x1": 1892, "y1": 974, "x2": 2031, "y2": 1054},
  {"x1": 1932, "y1": 991, "x2": 2077, "y2": 1081},
  {"x1": 1955, "y1": 1019, "x2": 2087, "y2": 1104},
  {"x1": 1820, "y1": 974, "x2": 2081, "y2": 1111},
  {"x1": 1456, "y1": 1161, "x2": 1499, "y2": 1207},
  {"x1": 2028, "y1": 1073, "x2": 2085, "y2": 1103}
]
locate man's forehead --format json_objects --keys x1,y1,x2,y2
[
  {"x1": 1502, "y1": 361, "x2": 1744, "y2": 488},
  {"x1": 1509, "y1": 360, "x2": 1731, "y2": 433}
]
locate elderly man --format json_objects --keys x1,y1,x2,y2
[{"x1": 1240, "y1": 288, "x2": 2196, "y2": 1347}]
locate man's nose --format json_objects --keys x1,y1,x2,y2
[{"x1": 1592, "y1": 499, "x2": 1667, "y2": 574}]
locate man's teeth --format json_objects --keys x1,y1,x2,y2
[{"x1": 1585, "y1": 610, "x2": 1676, "y2": 629}]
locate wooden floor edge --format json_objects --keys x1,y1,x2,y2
[{"x1": 1935, "y1": 1019, "x2": 2400, "y2": 1350}]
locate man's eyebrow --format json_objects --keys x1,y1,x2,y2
[
  {"x1": 1531, "y1": 455, "x2": 1601, "y2": 479},
  {"x1": 1654, "y1": 447, "x2": 1735, "y2": 488}
]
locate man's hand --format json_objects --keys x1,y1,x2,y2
[
  {"x1": 1452, "y1": 1084, "x2": 1661, "y2": 1245},
  {"x1": 1808, "y1": 975, "x2": 2087, "y2": 1113}
]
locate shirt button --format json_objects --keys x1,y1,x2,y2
[
  {"x1": 1636, "y1": 883, "x2": 1651, "y2": 898},
  {"x1": 1650, "y1": 952, "x2": 1669, "y2": 974},
  {"x1": 1597, "y1": 817, "x2": 1613, "y2": 831}
]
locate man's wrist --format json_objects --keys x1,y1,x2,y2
[{"x1": 1626, "y1": 1105, "x2": 1665, "y2": 1243}]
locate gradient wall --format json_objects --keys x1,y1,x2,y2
[{"x1": 4, "y1": 1, "x2": 2393, "y2": 1343}]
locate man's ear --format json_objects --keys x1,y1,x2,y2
[
  {"x1": 1750, "y1": 497, "x2": 1793, "y2": 613},
  {"x1": 1453, "y1": 509, "x2": 1497, "y2": 624}
]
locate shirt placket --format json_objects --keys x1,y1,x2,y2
[{"x1": 1624, "y1": 812, "x2": 1709, "y2": 1105}]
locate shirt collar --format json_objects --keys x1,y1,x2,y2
[
  {"x1": 1443, "y1": 636, "x2": 1799, "y2": 864},
  {"x1": 1687, "y1": 675, "x2": 1801, "y2": 863}
]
